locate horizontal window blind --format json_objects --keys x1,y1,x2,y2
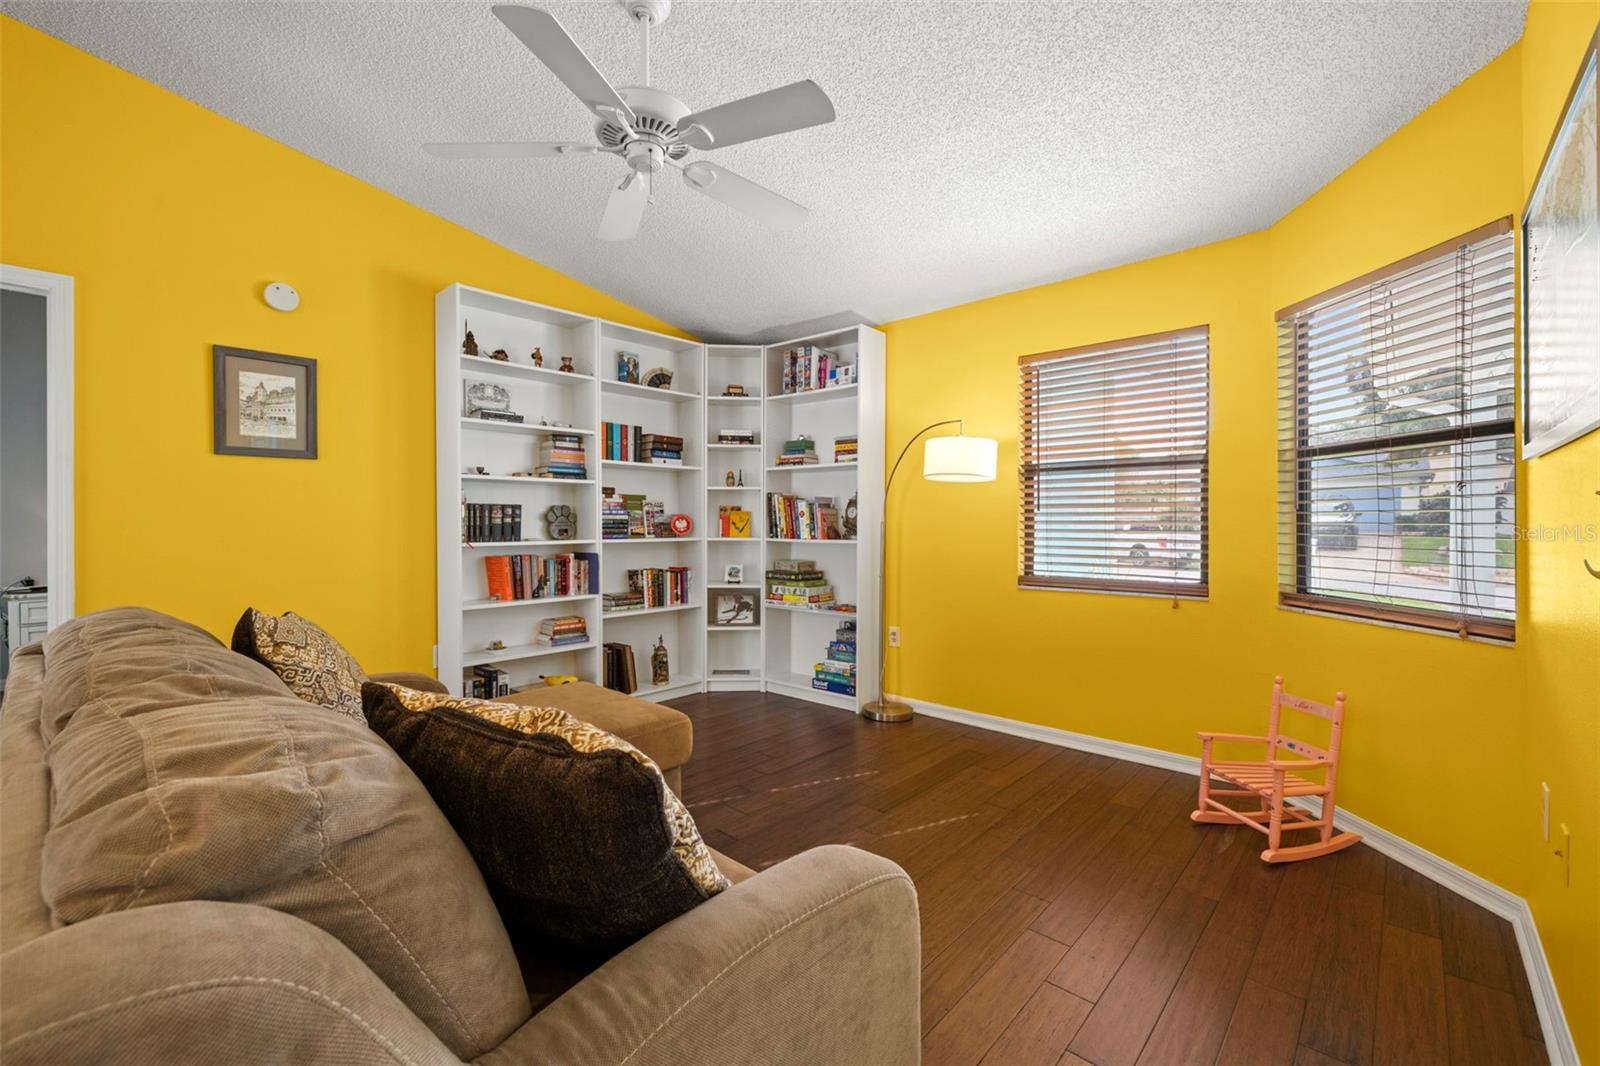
[
  {"x1": 1276, "y1": 219, "x2": 1516, "y2": 639},
  {"x1": 1020, "y1": 327, "x2": 1209, "y2": 596}
]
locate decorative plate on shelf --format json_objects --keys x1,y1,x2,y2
[{"x1": 643, "y1": 367, "x2": 674, "y2": 389}]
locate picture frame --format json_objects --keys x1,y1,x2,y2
[
  {"x1": 723, "y1": 563, "x2": 745, "y2": 584},
  {"x1": 213, "y1": 345, "x2": 317, "y2": 458},
  {"x1": 1522, "y1": 28, "x2": 1600, "y2": 459},
  {"x1": 711, "y1": 590, "x2": 760, "y2": 626}
]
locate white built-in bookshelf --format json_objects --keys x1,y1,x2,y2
[{"x1": 436, "y1": 283, "x2": 883, "y2": 711}]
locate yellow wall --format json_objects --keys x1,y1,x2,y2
[
  {"x1": 1520, "y1": 0, "x2": 1600, "y2": 1051},
  {"x1": 0, "y1": 17, "x2": 685, "y2": 671},
  {"x1": 884, "y1": 9, "x2": 1598, "y2": 1054}
]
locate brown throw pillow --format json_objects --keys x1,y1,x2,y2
[
  {"x1": 232, "y1": 608, "x2": 368, "y2": 722},
  {"x1": 362, "y1": 682, "x2": 729, "y2": 952}
]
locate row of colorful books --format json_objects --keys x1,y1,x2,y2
[
  {"x1": 834, "y1": 434, "x2": 857, "y2": 464},
  {"x1": 779, "y1": 344, "x2": 856, "y2": 394},
  {"x1": 536, "y1": 615, "x2": 589, "y2": 647},
  {"x1": 776, "y1": 436, "x2": 818, "y2": 466},
  {"x1": 602, "y1": 422, "x2": 685, "y2": 465},
  {"x1": 618, "y1": 566, "x2": 692, "y2": 610},
  {"x1": 484, "y1": 552, "x2": 597, "y2": 601},
  {"x1": 766, "y1": 560, "x2": 835, "y2": 608},
  {"x1": 602, "y1": 490, "x2": 671, "y2": 539},
  {"x1": 813, "y1": 619, "x2": 857, "y2": 695},
  {"x1": 716, "y1": 428, "x2": 757, "y2": 445},
  {"x1": 464, "y1": 502, "x2": 524, "y2": 543},
  {"x1": 537, "y1": 433, "x2": 588, "y2": 479},
  {"x1": 768, "y1": 493, "x2": 844, "y2": 540}
]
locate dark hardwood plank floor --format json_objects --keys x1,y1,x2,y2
[{"x1": 670, "y1": 692, "x2": 1545, "y2": 1066}]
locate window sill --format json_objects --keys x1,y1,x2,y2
[
  {"x1": 1019, "y1": 578, "x2": 1208, "y2": 602},
  {"x1": 1276, "y1": 598, "x2": 1514, "y2": 647}
]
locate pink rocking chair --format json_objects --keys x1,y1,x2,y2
[{"x1": 1192, "y1": 676, "x2": 1360, "y2": 863}]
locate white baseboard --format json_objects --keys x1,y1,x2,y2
[{"x1": 890, "y1": 693, "x2": 1577, "y2": 1065}]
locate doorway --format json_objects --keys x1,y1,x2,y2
[{"x1": 0, "y1": 265, "x2": 73, "y2": 688}]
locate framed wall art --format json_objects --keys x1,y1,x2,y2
[
  {"x1": 1523, "y1": 30, "x2": 1600, "y2": 459},
  {"x1": 214, "y1": 345, "x2": 318, "y2": 459}
]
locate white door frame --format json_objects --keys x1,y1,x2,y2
[{"x1": 1, "y1": 265, "x2": 74, "y2": 629}]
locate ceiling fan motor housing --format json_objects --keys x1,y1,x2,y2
[{"x1": 601, "y1": 86, "x2": 694, "y2": 168}]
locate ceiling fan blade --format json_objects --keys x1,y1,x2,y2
[
  {"x1": 680, "y1": 162, "x2": 807, "y2": 230},
  {"x1": 598, "y1": 174, "x2": 649, "y2": 241},
  {"x1": 677, "y1": 80, "x2": 835, "y2": 151},
  {"x1": 423, "y1": 141, "x2": 598, "y2": 159},
  {"x1": 492, "y1": 5, "x2": 636, "y2": 123}
]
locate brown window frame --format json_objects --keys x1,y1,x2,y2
[
  {"x1": 1276, "y1": 218, "x2": 1517, "y2": 642},
  {"x1": 1019, "y1": 326, "x2": 1210, "y2": 599}
]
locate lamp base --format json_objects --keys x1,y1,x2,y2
[{"x1": 861, "y1": 699, "x2": 914, "y2": 723}]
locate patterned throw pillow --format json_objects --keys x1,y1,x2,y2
[
  {"x1": 363, "y1": 682, "x2": 729, "y2": 952},
  {"x1": 232, "y1": 608, "x2": 368, "y2": 722}
]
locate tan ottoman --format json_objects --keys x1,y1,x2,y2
[{"x1": 503, "y1": 681, "x2": 693, "y2": 798}]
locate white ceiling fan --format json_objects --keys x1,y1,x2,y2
[{"x1": 425, "y1": 1, "x2": 836, "y2": 241}]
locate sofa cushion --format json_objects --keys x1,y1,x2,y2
[
  {"x1": 231, "y1": 608, "x2": 368, "y2": 722},
  {"x1": 501, "y1": 680, "x2": 692, "y2": 772},
  {"x1": 37, "y1": 608, "x2": 529, "y2": 1059},
  {"x1": 363, "y1": 683, "x2": 728, "y2": 954}
]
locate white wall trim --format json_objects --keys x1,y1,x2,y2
[
  {"x1": 0, "y1": 265, "x2": 74, "y2": 630},
  {"x1": 889, "y1": 692, "x2": 1577, "y2": 1065}
]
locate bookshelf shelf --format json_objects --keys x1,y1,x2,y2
[
  {"x1": 601, "y1": 379, "x2": 700, "y2": 403},
  {"x1": 767, "y1": 383, "x2": 859, "y2": 406},
  {"x1": 462, "y1": 475, "x2": 596, "y2": 485},
  {"x1": 463, "y1": 539, "x2": 598, "y2": 549},
  {"x1": 462, "y1": 641, "x2": 597, "y2": 667},
  {"x1": 460, "y1": 354, "x2": 594, "y2": 386},
  {"x1": 603, "y1": 602, "x2": 699, "y2": 619},
  {"x1": 439, "y1": 283, "x2": 879, "y2": 706},
  {"x1": 463, "y1": 593, "x2": 598, "y2": 612},
  {"x1": 601, "y1": 460, "x2": 703, "y2": 472},
  {"x1": 764, "y1": 464, "x2": 859, "y2": 474},
  {"x1": 602, "y1": 537, "x2": 702, "y2": 546},
  {"x1": 460, "y1": 418, "x2": 595, "y2": 436}
]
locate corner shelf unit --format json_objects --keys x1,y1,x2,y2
[{"x1": 437, "y1": 283, "x2": 883, "y2": 712}]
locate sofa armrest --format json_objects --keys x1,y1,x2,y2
[
  {"x1": 370, "y1": 671, "x2": 449, "y2": 695},
  {"x1": 1, "y1": 901, "x2": 460, "y2": 1066},
  {"x1": 476, "y1": 845, "x2": 919, "y2": 1066}
]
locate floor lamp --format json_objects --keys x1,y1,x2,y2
[{"x1": 863, "y1": 420, "x2": 998, "y2": 722}]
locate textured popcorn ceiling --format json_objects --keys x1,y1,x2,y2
[{"x1": 6, "y1": 1, "x2": 1524, "y2": 341}]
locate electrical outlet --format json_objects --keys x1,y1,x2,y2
[
  {"x1": 888, "y1": 626, "x2": 901, "y2": 647},
  {"x1": 1542, "y1": 782, "x2": 1551, "y2": 841}
]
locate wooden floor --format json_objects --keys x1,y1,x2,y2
[{"x1": 669, "y1": 691, "x2": 1547, "y2": 1066}]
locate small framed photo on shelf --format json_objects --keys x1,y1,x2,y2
[
  {"x1": 712, "y1": 590, "x2": 759, "y2": 627},
  {"x1": 213, "y1": 345, "x2": 317, "y2": 459},
  {"x1": 723, "y1": 564, "x2": 744, "y2": 584}
]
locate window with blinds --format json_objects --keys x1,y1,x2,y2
[
  {"x1": 1019, "y1": 327, "x2": 1209, "y2": 596},
  {"x1": 1276, "y1": 219, "x2": 1516, "y2": 640}
]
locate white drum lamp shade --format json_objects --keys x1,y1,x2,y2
[{"x1": 923, "y1": 434, "x2": 998, "y2": 482}]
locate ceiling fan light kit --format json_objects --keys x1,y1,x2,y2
[{"x1": 423, "y1": 2, "x2": 835, "y2": 242}]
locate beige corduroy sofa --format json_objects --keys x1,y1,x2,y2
[{"x1": 0, "y1": 608, "x2": 920, "y2": 1065}]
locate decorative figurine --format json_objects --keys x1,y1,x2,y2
[
  {"x1": 725, "y1": 470, "x2": 736, "y2": 487},
  {"x1": 737, "y1": 469, "x2": 745, "y2": 487},
  {"x1": 489, "y1": 348, "x2": 509, "y2": 362},
  {"x1": 723, "y1": 384, "x2": 747, "y2": 397},
  {"x1": 651, "y1": 635, "x2": 669, "y2": 686},
  {"x1": 461, "y1": 321, "x2": 479, "y2": 356},
  {"x1": 559, "y1": 356, "x2": 575, "y2": 373},
  {"x1": 545, "y1": 505, "x2": 577, "y2": 540},
  {"x1": 843, "y1": 494, "x2": 858, "y2": 539},
  {"x1": 540, "y1": 674, "x2": 578, "y2": 686},
  {"x1": 486, "y1": 639, "x2": 506, "y2": 651},
  {"x1": 471, "y1": 465, "x2": 488, "y2": 475},
  {"x1": 531, "y1": 347, "x2": 543, "y2": 368},
  {"x1": 617, "y1": 351, "x2": 641, "y2": 384}
]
